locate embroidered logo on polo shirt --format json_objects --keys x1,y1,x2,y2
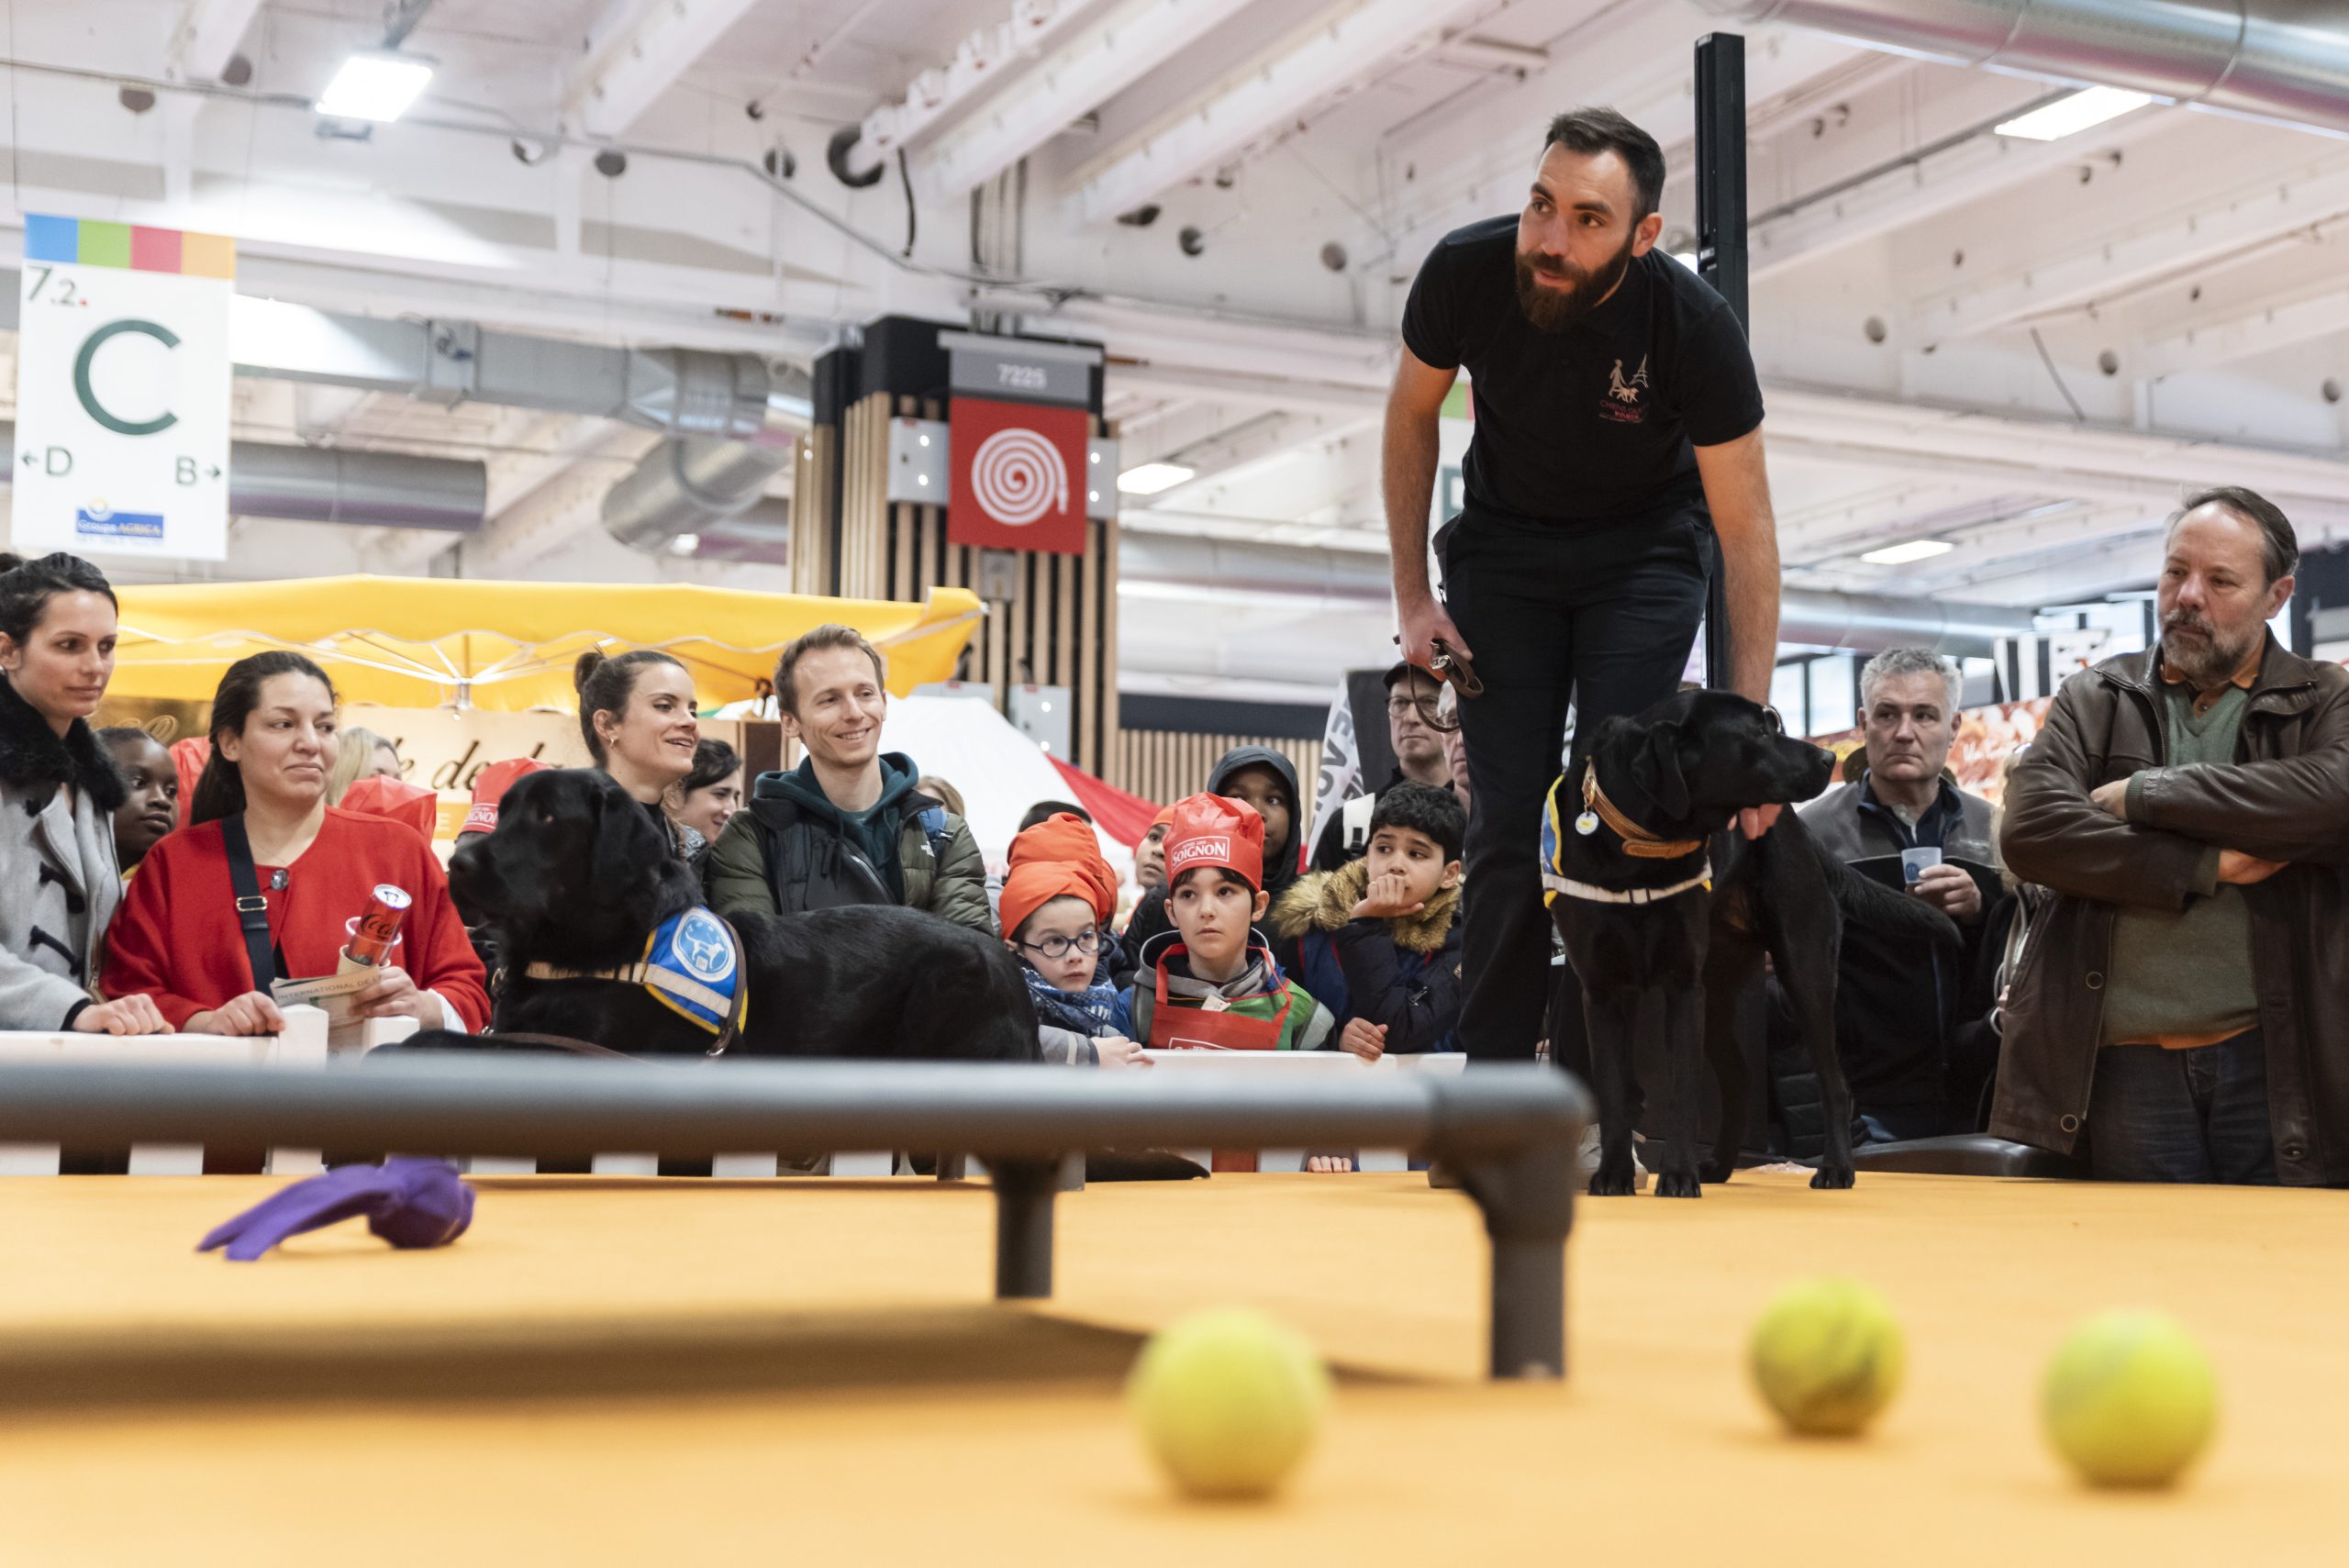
[{"x1": 1602, "y1": 355, "x2": 1650, "y2": 423}]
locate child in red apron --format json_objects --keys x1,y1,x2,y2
[{"x1": 1127, "y1": 793, "x2": 1332, "y2": 1054}]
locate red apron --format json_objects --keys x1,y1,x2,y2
[{"x1": 1148, "y1": 942, "x2": 1290, "y2": 1170}]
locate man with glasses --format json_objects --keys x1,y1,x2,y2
[{"x1": 1312, "y1": 661, "x2": 1456, "y2": 872}]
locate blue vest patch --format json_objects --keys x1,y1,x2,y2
[{"x1": 641, "y1": 906, "x2": 745, "y2": 1035}]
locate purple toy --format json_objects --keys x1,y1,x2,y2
[{"x1": 198, "y1": 1157, "x2": 475, "y2": 1262}]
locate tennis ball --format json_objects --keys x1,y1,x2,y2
[
  {"x1": 2042, "y1": 1310, "x2": 2216, "y2": 1487},
  {"x1": 1128, "y1": 1307, "x2": 1330, "y2": 1499},
  {"x1": 1748, "y1": 1276, "x2": 1905, "y2": 1436}
]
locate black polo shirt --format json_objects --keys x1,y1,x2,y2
[{"x1": 1401, "y1": 216, "x2": 1765, "y2": 523}]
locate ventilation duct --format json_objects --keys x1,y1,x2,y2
[
  {"x1": 0, "y1": 422, "x2": 484, "y2": 531},
  {"x1": 600, "y1": 437, "x2": 789, "y2": 553},
  {"x1": 1117, "y1": 531, "x2": 2036, "y2": 657},
  {"x1": 1691, "y1": 0, "x2": 2349, "y2": 138}
]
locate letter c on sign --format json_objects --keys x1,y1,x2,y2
[{"x1": 74, "y1": 319, "x2": 180, "y2": 437}]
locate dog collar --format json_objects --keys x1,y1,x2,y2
[
  {"x1": 1575, "y1": 763, "x2": 1707, "y2": 860},
  {"x1": 1543, "y1": 862, "x2": 1713, "y2": 906},
  {"x1": 522, "y1": 906, "x2": 748, "y2": 1056}
]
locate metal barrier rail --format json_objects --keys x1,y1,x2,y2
[{"x1": 0, "y1": 1053, "x2": 1591, "y2": 1381}]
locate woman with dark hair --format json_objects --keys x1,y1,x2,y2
[
  {"x1": 105, "y1": 651, "x2": 488, "y2": 1036},
  {"x1": 0, "y1": 553, "x2": 170, "y2": 1033},
  {"x1": 666, "y1": 736, "x2": 742, "y2": 847},
  {"x1": 573, "y1": 648, "x2": 704, "y2": 860}
]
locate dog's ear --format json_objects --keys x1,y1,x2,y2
[{"x1": 1643, "y1": 721, "x2": 1693, "y2": 818}]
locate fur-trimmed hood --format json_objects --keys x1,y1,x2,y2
[
  {"x1": 1269, "y1": 858, "x2": 1460, "y2": 955},
  {"x1": 0, "y1": 675, "x2": 126, "y2": 814}
]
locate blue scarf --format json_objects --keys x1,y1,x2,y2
[{"x1": 1020, "y1": 961, "x2": 1124, "y2": 1037}]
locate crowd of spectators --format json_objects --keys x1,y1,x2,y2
[{"x1": 0, "y1": 480, "x2": 2334, "y2": 1187}]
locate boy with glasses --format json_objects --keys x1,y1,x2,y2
[{"x1": 999, "y1": 812, "x2": 1145, "y2": 1068}]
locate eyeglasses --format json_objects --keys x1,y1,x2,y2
[{"x1": 1019, "y1": 929, "x2": 1102, "y2": 961}]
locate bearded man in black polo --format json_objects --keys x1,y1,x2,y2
[{"x1": 1385, "y1": 106, "x2": 1785, "y2": 1066}]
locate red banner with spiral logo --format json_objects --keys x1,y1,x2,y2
[{"x1": 948, "y1": 396, "x2": 1088, "y2": 555}]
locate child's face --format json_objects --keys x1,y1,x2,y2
[
  {"x1": 1011, "y1": 895, "x2": 1099, "y2": 992},
  {"x1": 1168, "y1": 869, "x2": 1266, "y2": 973},
  {"x1": 1136, "y1": 824, "x2": 1169, "y2": 889},
  {"x1": 1365, "y1": 825, "x2": 1458, "y2": 908},
  {"x1": 1221, "y1": 766, "x2": 1292, "y2": 853}
]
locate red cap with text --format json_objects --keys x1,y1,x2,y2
[
  {"x1": 462, "y1": 757, "x2": 552, "y2": 835},
  {"x1": 1161, "y1": 793, "x2": 1264, "y2": 894}
]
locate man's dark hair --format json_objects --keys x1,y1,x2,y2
[
  {"x1": 1019, "y1": 799, "x2": 1092, "y2": 831},
  {"x1": 1542, "y1": 107, "x2": 1665, "y2": 220},
  {"x1": 1369, "y1": 781, "x2": 1466, "y2": 862},
  {"x1": 2171, "y1": 485, "x2": 2299, "y2": 584}
]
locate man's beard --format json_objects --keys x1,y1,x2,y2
[
  {"x1": 2161, "y1": 607, "x2": 2259, "y2": 688},
  {"x1": 1514, "y1": 234, "x2": 1634, "y2": 333}
]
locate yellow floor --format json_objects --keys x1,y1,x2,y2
[{"x1": 0, "y1": 1170, "x2": 2343, "y2": 1563}]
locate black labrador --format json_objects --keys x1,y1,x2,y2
[
  {"x1": 436, "y1": 768, "x2": 1039, "y2": 1062},
  {"x1": 1545, "y1": 689, "x2": 1959, "y2": 1197}
]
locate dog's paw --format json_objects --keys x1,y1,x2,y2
[
  {"x1": 1655, "y1": 1169, "x2": 1702, "y2": 1199},
  {"x1": 1588, "y1": 1156, "x2": 1639, "y2": 1197},
  {"x1": 1809, "y1": 1162, "x2": 1856, "y2": 1190},
  {"x1": 1698, "y1": 1155, "x2": 1736, "y2": 1184}
]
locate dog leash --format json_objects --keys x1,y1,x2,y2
[{"x1": 1572, "y1": 763, "x2": 1707, "y2": 859}]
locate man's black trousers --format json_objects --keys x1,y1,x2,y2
[{"x1": 1440, "y1": 494, "x2": 1712, "y2": 1063}]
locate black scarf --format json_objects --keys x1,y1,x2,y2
[{"x1": 0, "y1": 675, "x2": 128, "y2": 816}]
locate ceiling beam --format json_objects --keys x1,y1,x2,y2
[
  {"x1": 1906, "y1": 156, "x2": 2349, "y2": 341},
  {"x1": 166, "y1": 0, "x2": 265, "y2": 82},
  {"x1": 1067, "y1": 0, "x2": 1508, "y2": 225},
  {"x1": 2139, "y1": 284, "x2": 2349, "y2": 381},
  {"x1": 909, "y1": 0, "x2": 1258, "y2": 204},
  {"x1": 561, "y1": 0, "x2": 767, "y2": 140}
]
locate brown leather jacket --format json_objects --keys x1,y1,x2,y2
[{"x1": 1992, "y1": 635, "x2": 2349, "y2": 1184}]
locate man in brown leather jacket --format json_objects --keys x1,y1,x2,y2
[{"x1": 1996, "y1": 487, "x2": 2349, "y2": 1185}]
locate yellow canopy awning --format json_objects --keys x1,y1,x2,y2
[{"x1": 107, "y1": 576, "x2": 984, "y2": 710}]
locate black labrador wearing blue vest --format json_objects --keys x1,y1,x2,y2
[
  {"x1": 440, "y1": 769, "x2": 1038, "y2": 1062},
  {"x1": 1546, "y1": 690, "x2": 1958, "y2": 1197}
]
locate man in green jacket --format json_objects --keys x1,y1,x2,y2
[{"x1": 705, "y1": 625, "x2": 994, "y2": 935}]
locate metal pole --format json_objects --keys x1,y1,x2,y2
[
  {"x1": 1695, "y1": 32, "x2": 1748, "y2": 694},
  {"x1": 989, "y1": 1157, "x2": 1058, "y2": 1299}
]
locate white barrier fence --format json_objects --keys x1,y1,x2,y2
[{"x1": 0, "y1": 1028, "x2": 1464, "y2": 1178}]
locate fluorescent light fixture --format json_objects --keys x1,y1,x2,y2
[
  {"x1": 1994, "y1": 85, "x2": 2153, "y2": 142},
  {"x1": 1118, "y1": 462, "x2": 1195, "y2": 495},
  {"x1": 316, "y1": 51, "x2": 434, "y2": 123},
  {"x1": 1861, "y1": 539, "x2": 1956, "y2": 566}
]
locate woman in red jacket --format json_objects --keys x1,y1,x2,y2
[{"x1": 105, "y1": 651, "x2": 489, "y2": 1035}]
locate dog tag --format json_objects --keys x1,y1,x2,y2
[{"x1": 1574, "y1": 809, "x2": 1600, "y2": 837}]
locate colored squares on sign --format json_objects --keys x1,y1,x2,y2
[
  {"x1": 23, "y1": 214, "x2": 76, "y2": 264},
  {"x1": 179, "y1": 231, "x2": 235, "y2": 278},
  {"x1": 130, "y1": 228, "x2": 181, "y2": 274},
  {"x1": 77, "y1": 222, "x2": 132, "y2": 269}
]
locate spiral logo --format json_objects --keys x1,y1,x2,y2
[{"x1": 969, "y1": 427, "x2": 1067, "y2": 528}]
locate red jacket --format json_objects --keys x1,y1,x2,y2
[{"x1": 105, "y1": 807, "x2": 489, "y2": 1030}]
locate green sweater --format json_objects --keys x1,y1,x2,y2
[{"x1": 2101, "y1": 684, "x2": 2259, "y2": 1047}]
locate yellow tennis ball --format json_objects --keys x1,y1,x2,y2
[
  {"x1": 1128, "y1": 1307, "x2": 1330, "y2": 1499},
  {"x1": 2042, "y1": 1310, "x2": 2217, "y2": 1487},
  {"x1": 1748, "y1": 1276, "x2": 1906, "y2": 1436}
]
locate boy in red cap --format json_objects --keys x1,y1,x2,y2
[
  {"x1": 999, "y1": 813, "x2": 1145, "y2": 1069},
  {"x1": 1127, "y1": 793, "x2": 1332, "y2": 1052}
]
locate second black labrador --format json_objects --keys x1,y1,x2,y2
[
  {"x1": 440, "y1": 768, "x2": 1039, "y2": 1062},
  {"x1": 1545, "y1": 689, "x2": 1959, "y2": 1197}
]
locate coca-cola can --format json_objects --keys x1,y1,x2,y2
[{"x1": 347, "y1": 884, "x2": 412, "y2": 965}]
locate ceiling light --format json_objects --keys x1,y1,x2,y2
[
  {"x1": 1861, "y1": 539, "x2": 1956, "y2": 565},
  {"x1": 1119, "y1": 462, "x2": 1195, "y2": 495},
  {"x1": 1994, "y1": 85, "x2": 2153, "y2": 142},
  {"x1": 316, "y1": 51, "x2": 433, "y2": 123}
]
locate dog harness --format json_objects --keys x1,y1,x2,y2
[
  {"x1": 1542, "y1": 767, "x2": 1712, "y2": 907},
  {"x1": 521, "y1": 906, "x2": 749, "y2": 1057}
]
